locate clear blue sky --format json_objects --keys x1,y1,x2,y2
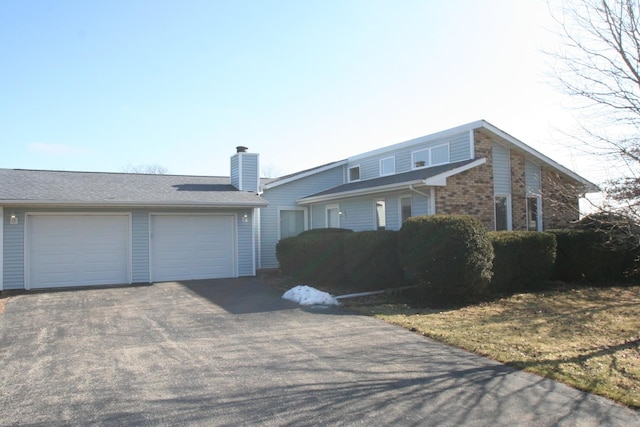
[{"x1": 1, "y1": 0, "x2": 597, "y2": 182}]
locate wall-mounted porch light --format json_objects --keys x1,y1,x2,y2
[
  {"x1": 9, "y1": 211, "x2": 18, "y2": 225},
  {"x1": 242, "y1": 212, "x2": 249, "y2": 223}
]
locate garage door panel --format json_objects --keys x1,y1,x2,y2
[
  {"x1": 151, "y1": 215, "x2": 235, "y2": 282},
  {"x1": 28, "y1": 215, "x2": 130, "y2": 289}
]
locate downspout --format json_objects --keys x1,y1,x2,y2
[{"x1": 409, "y1": 184, "x2": 430, "y2": 199}]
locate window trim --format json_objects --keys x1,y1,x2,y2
[
  {"x1": 374, "y1": 198, "x2": 386, "y2": 230},
  {"x1": 411, "y1": 143, "x2": 450, "y2": 169},
  {"x1": 348, "y1": 165, "x2": 361, "y2": 182},
  {"x1": 399, "y1": 195, "x2": 412, "y2": 224},
  {"x1": 494, "y1": 194, "x2": 512, "y2": 231},
  {"x1": 277, "y1": 207, "x2": 307, "y2": 241},
  {"x1": 326, "y1": 204, "x2": 340, "y2": 228},
  {"x1": 526, "y1": 195, "x2": 543, "y2": 231},
  {"x1": 379, "y1": 156, "x2": 395, "y2": 176}
]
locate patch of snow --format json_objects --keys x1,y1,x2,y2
[{"x1": 282, "y1": 285, "x2": 340, "y2": 306}]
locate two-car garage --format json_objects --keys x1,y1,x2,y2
[{"x1": 25, "y1": 213, "x2": 237, "y2": 289}]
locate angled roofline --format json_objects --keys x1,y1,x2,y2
[
  {"x1": 262, "y1": 160, "x2": 347, "y2": 190},
  {"x1": 297, "y1": 158, "x2": 487, "y2": 204},
  {"x1": 347, "y1": 120, "x2": 485, "y2": 163},
  {"x1": 478, "y1": 120, "x2": 599, "y2": 192}
]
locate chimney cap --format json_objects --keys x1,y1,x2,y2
[{"x1": 236, "y1": 146, "x2": 248, "y2": 153}]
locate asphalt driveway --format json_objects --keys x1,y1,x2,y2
[{"x1": 0, "y1": 278, "x2": 637, "y2": 426}]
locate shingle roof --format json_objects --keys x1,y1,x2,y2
[
  {"x1": 0, "y1": 169, "x2": 268, "y2": 207},
  {"x1": 299, "y1": 159, "x2": 479, "y2": 201}
]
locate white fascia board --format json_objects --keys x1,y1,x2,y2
[
  {"x1": 347, "y1": 120, "x2": 485, "y2": 163},
  {"x1": 423, "y1": 158, "x2": 487, "y2": 186},
  {"x1": 263, "y1": 160, "x2": 348, "y2": 190},
  {"x1": 0, "y1": 200, "x2": 269, "y2": 208},
  {"x1": 479, "y1": 120, "x2": 599, "y2": 192}
]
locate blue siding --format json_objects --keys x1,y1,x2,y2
[
  {"x1": 260, "y1": 166, "x2": 344, "y2": 268},
  {"x1": 230, "y1": 155, "x2": 240, "y2": 189},
  {"x1": 412, "y1": 193, "x2": 430, "y2": 216},
  {"x1": 231, "y1": 153, "x2": 259, "y2": 192},
  {"x1": 340, "y1": 198, "x2": 375, "y2": 231},
  {"x1": 3, "y1": 208, "x2": 25, "y2": 290},
  {"x1": 237, "y1": 210, "x2": 254, "y2": 276},
  {"x1": 131, "y1": 211, "x2": 149, "y2": 283},
  {"x1": 450, "y1": 132, "x2": 472, "y2": 162},
  {"x1": 493, "y1": 143, "x2": 511, "y2": 194},
  {"x1": 346, "y1": 131, "x2": 472, "y2": 180}
]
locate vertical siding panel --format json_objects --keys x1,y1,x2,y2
[
  {"x1": 237, "y1": 212, "x2": 254, "y2": 276},
  {"x1": 131, "y1": 211, "x2": 149, "y2": 283},
  {"x1": 493, "y1": 143, "x2": 511, "y2": 194},
  {"x1": 412, "y1": 193, "x2": 430, "y2": 216},
  {"x1": 449, "y1": 132, "x2": 472, "y2": 162},
  {"x1": 3, "y1": 209, "x2": 25, "y2": 289}
]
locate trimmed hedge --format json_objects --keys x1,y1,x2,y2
[
  {"x1": 276, "y1": 232, "x2": 349, "y2": 283},
  {"x1": 343, "y1": 230, "x2": 403, "y2": 291},
  {"x1": 488, "y1": 231, "x2": 556, "y2": 293},
  {"x1": 397, "y1": 215, "x2": 494, "y2": 306},
  {"x1": 549, "y1": 229, "x2": 637, "y2": 282}
]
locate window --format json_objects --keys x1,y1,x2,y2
[
  {"x1": 431, "y1": 144, "x2": 450, "y2": 165},
  {"x1": 375, "y1": 199, "x2": 386, "y2": 230},
  {"x1": 413, "y1": 149, "x2": 429, "y2": 168},
  {"x1": 494, "y1": 195, "x2": 511, "y2": 231},
  {"x1": 412, "y1": 143, "x2": 450, "y2": 169},
  {"x1": 326, "y1": 204, "x2": 340, "y2": 228},
  {"x1": 348, "y1": 166, "x2": 360, "y2": 182},
  {"x1": 279, "y1": 209, "x2": 305, "y2": 239},
  {"x1": 527, "y1": 196, "x2": 542, "y2": 231},
  {"x1": 380, "y1": 157, "x2": 395, "y2": 176},
  {"x1": 400, "y1": 196, "x2": 412, "y2": 223}
]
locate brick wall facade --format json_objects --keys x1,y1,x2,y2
[
  {"x1": 434, "y1": 130, "x2": 495, "y2": 230},
  {"x1": 510, "y1": 151, "x2": 528, "y2": 231},
  {"x1": 433, "y1": 128, "x2": 582, "y2": 231},
  {"x1": 542, "y1": 169, "x2": 581, "y2": 229}
]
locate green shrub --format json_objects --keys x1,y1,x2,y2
[
  {"x1": 549, "y1": 229, "x2": 637, "y2": 282},
  {"x1": 276, "y1": 231, "x2": 348, "y2": 282},
  {"x1": 488, "y1": 231, "x2": 556, "y2": 293},
  {"x1": 343, "y1": 230, "x2": 403, "y2": 291},
  {"x1": 298, "y1": 228, "x2": 353, "y2": 236},
  {"x1": 397, "y1": 215, "x2": 494, "y2": 306}
]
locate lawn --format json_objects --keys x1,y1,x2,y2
[{"x1": 352, "y1": 285, "x2": 640, "y2": 408}]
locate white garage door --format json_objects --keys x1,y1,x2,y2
[
  {"x1": 151, "y1": 215, "x2": 235, "y2": 282},
  {"x1": 28, "y1": 214, "x2": 130, "y2": 289}
]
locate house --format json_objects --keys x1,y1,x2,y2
[
  {"x1": 0, "y1": 121, "x2": 597, "y2": 290},
  {"x1": 257, "y1": 120, "x2": 598, "y2": 269}
]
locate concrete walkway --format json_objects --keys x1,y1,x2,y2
[{"x1": 0, "y1": 278, "x2": 637, "y2": 426}]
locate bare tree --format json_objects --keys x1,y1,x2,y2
[
  {"x1": 261, "y1": 163, "x2": 283, "y2": 179},
  {"x1": 121, "y1": 163, "x2": 169, "y2": 174},
  {"x1": 549, "y1": 0, "x2": 640, "y2": 242}
]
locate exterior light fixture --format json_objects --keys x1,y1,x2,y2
[
  {"x1": 9, "y1": 212, "x2": 18, "y2": 225},
  {"x1": 242, "y1": 212, "x2": 249, "y2": 223}
]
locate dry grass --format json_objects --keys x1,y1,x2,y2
[{"x1": 354, "y1": 285, "x2": 640, "y2": 408}]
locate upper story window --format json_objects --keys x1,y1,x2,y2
[
  {"x1": 380, "y1": 156, "x2": 395, "y2": 176},
  {"x1": 348, "y1": 165, "x2": 360, "y2": 182},
  {"x1": 412, "y1": 143, "x2": 450, "y2": 169}
]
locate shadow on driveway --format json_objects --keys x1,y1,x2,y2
[{"x1": 172, "y1": 277, "x2": 302, "y2": 315}]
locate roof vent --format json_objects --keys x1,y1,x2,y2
[{"x1": 236, "y1": 146, "x2": 248, "y2": 153}]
